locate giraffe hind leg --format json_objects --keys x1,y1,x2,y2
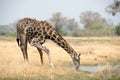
[
  {"x1": 30, "y1": 38, "x2": 54, "y2": 68},
  {"x1": 37, "y1": 48, "x2": 44, "y2": 65},
  {"x1": 19, "y1": 34, "x2": 28, "y2": 62}
]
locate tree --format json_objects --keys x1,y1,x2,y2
[
  {"x1": 49, "y1": 12, "x2": 67, "y2": 33},
  {"x1": 80, "y1": 11, "x2": 106, "y2": 29},
  {"x1": 65, "y1": 18, "x2": 79, "y2": 32},
  {"x1": 105, "y1": 0, "x2": 120, "y2": 16},
  {"x1": 105, "y1": 19, "x2": 114, "y2": 27},
  {"x1": 50, "y1": 12, "x2": 79, "y2": 36}
]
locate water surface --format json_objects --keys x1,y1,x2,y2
[{"x1": 68, "y1": 65, "x2": 98, "y2": 73}]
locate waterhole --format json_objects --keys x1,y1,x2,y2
[{"x1": 68, "y1": 65, "x2": 98, "y2": 73}]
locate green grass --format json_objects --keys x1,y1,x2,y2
[
  {"x1": 68, "y1": 39, "x2": 110, "y2": 43},
  {"x1": 67, "y1": 38, "x2": 120, "y2": 45}
]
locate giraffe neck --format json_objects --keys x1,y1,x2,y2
[{"x1": 47, "y1": 33, "x2": 77, "y2": 58}]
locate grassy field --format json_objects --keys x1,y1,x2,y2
[{"x1": 0, "y1": 36, "x2": 120, "y2": 80}]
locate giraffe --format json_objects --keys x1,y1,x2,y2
[{"x1": 16, "y1": 17, "x2": 81, "y2": 70}]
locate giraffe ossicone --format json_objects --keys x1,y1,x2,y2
[{"x1": 16, "y1": 17, "x2": 81, "y2": 70}]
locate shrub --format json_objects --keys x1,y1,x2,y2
[
  {"x1": 92, "y1": 64, "x2": 120, "y2": 80},
  {"x1": 5, "y1": 32, "x2": 17, "y2": 37},
  {"x1": 59, "y1": 30, "x2": 68, "y2": 36},
  {"x1": 115, "y1": 25, "x2": 120, "y2": 36},
  {"x1": 72, "y1": 30, "x2": 86, "y2": 37},
  {"x1": 74, "y1": 24, "x2": 116, "y2": 37},
  {"x1": 89, "y1": 24, "x2": 103, "y2": 30}
]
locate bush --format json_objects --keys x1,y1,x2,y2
[
  {"x1": 0, "y1": 24, "x2": 16, "y2": 36},
  {"x1": 115, "y1": 25, "x2": 120, "y2": 36},
  {"x1": 89, "y1": 24, "x2": 103, "y2": 30},
  {"x1": 0, "y1": 30, "x2": 16, "y2": 37},
  {"x1": 59, "y1": 30, "x2": 68, "y2": 36},
  {"x1": 72, "y1": 24, "x2": 116, "y2": 37},
  {"x1": 0, "y1": 30, "x2": 7, "y2": 35},
  {"x1": 92, "y1": 64, "x2": 120, "y2": 80},
  {"x1": 5, "y1": 31, "x2": 17, "y2": 37},
  {"x1": 72, "y1": 30, "x2": 86, "y2": 37}
]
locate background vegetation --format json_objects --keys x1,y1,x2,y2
[
  {"x1": 49, "y1": 11, "x2": 119, "y2": 37},
  {"x1": 0, "y1": 24, "x2": 16, "y2": 36},
  {"x1": 0, "y1": 11, "x2": 119, "y2": 37}
]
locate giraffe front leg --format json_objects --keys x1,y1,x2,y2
[
  {"x1": 30, "y1": 38, "x2": 54, "y2": 68},
  {"x1": 39, "y1": 46, "x2": 54, "y2": 68},
  {"x1": 41, "y1": 46, "x2": 55, "y2": 68}
]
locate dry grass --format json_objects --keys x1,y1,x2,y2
[
  {"x1": 92, "y1": 64, "x2": 120, "y2": 80},
  {"x1": 0, "y1": 40, "x2": 70, "y2": 79},
  {"x1": 65, "y1": 37, "x2": 120, "y2": 65},
  {"x1": 0, "y1": 36, "x2": 120, "y2": 79}
]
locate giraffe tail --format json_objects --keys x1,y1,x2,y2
[
  {"x1": 16, "y1": 28, "x2": 20, "y2": 46},
  {"x1": 16, "y1": 38, "x2": 20, "y2": 46},
  {"x1": 16, "y1": 26, "x2": 20, "y2": 46}
]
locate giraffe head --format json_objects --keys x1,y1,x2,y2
[{"x1": 71, "y1": 53, "x2": 81, "y2": 70}]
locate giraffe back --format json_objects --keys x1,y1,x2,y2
[{"x1": 16, "y1": 18, "x2": 59, "y2": 44}]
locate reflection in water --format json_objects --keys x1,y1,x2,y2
[
  {"x1": 80, "y1": 66, "x2": 98, "y2": 72},
  {"x1": 68, "y1": 66, "x2": 98, "y2": 73}
]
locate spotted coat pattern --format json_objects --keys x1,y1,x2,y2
[{"x1": 16, "y1": 18, "x2": 80, "y2": 69}]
